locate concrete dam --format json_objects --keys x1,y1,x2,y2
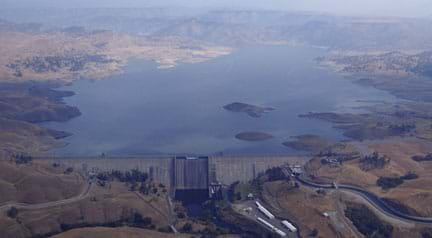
[{"x1": 39, "y1": 155, "x2": 306, "y2": 198}]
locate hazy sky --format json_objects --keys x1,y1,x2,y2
[{"x1": 2, "y1": 0, "x2": 432, "y2": 18}]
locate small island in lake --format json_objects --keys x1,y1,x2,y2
[
  {"x1": 282, "y1": 134, "x2": 332, "y2": 152},
  {"x1": 235, "y1": 131, "x2": 274, "y2": 141},
  {"x1": 223, "y1": 102, "x2": 274, "y2": 118}
]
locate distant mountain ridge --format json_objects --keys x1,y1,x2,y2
[
  {"x1": 0, "y1": 18, "x2": 44, "y2": 33},
  {"x1": 2, "y1": 9, "x2": 432, "y2": 50}
]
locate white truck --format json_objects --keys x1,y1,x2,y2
[
  {"x1": 255, "y1": 201, "x2": 275, "y2": 219},
  {"x1": 257, "y1": 217, "x2": 286, "y2": 237},
  {"x1": 257, "y1": 217, "x2": 275, "y2": 230},
  {"x1": 282, "y1": 220, "x2": 297, "y2": 232},
  {"x1": 274, "y1": 228, "x2": 287, "y2": 237}
]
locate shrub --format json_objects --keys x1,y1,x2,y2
[
  {"x1": 377, "y1": 172, "x2": 419, "y2": 190},
  {"x1": 177, "y1": 212, "x2": 186, "y2": 219},
  {"x1": 64, "y1": 167, "x2": 74, "y2": 174},
  {"x1": 265, "y1": 167, "x2": 288, "y2": 181},
  {"x1": 377, "y1": 177, "x2": 404, "y2": 190},
  {"x1": 360, "y1": 152, "x2": 389, "y2": 171},
  {"x1": 400, "y1": 172, "x2": 418, "y2": 180},
  {"x1": 14, "y1": 154, "x2": 32, "y2": 164},
  {"x1": 130, "y1": 212, "x2": 152, "y2": 228},
  {"x1": 7, "y1": 207, "x2": 18, "y2": 218},
  {"x1": 421, "y1": 228, "x2": 432, "y2": 238},
  {"x1": 158, "y1": 226, "x2": 173, "y2": 233},
  {"x1": 227, "y1": 181, "x2": 240, "y2": 203},
  {"x1": 182, "y1": 223, "x2": 193, "y2": 232},
  {"x1": 412, "y1": 153, "x2": 432, "y2": 162},
  {"x1": 310, "y1": 228, "x2": 318, "y2": 237}
]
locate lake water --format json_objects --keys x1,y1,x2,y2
[{"x1": 45, "y1": 45, "x2": 396, "y2": 156}]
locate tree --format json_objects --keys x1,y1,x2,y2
[
  {"x1": 310, "y1": 228, "x2": 318, "y2": 237},
  {"x1": 14, "y1": 154, "x2": 32, "y2": 164},
  {"x1": 177, "y1": 212, "x2": 186, "y2": 219},
  {"x1": 131, "y1": 212, "x2": 152, "y2": 227},
  {"x1": 65, "y1": 167, "x2": 74, "y2": 174},
  {"x1": 182, "y1": 223, "x2": 193, "y2": 232},
  {"x1": 7, "y1": 207, "x2": 18, "y2": 218},
  {"x1": 265, "y1": 167, "x2": 288, "y2": 181},
  {"x1": 235, "y1": 192, "x2": 242, "y2": 200}
]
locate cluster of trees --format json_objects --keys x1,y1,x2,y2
[
  {"x1": 10, "y1": 54, "x2": 113, "y2": 74},
  {"x1": 319, "y1": 151, "x2": 360, "y2": 165},
  {"x1": 381, "y1": 198, "x2": 419, "y2": 216},
  {"x1": 182, "y1": 223, "x2": 193, "y2": 232},
  {"x1": 96, "y1": 169, "x2": 148, "y2": 183},
  {"x1": 64, "y1": 167, "x2": 74, "y2": 174},
  {"x1": 400, "y1": 171, "x2": 419, "y2": 180},
  {"x1": 180, "y1": 221, "x2": 230, "y2": 236},
  {"x1": 58, "y1": 211, "x2": 154, "y2": 235},
  {"x1": 377, "y1": 172, "x2": 418, "y2": 190},
  {"x1": 377, "y1": 177, "x2": 404, "y2": 190},
  {"x1": 129, "y1": 212, "x2": 153, "y2": 228},
  {"x1": 359, "y1": 152, "x2": 389, "y2": 171},
  {"x1": 412, "y1": 153, "x2": 432, "y2": 162},
  {"x1": 421, "y1": 228, "x2": 432, "y2": 238},
  {"x1": 95, "y1": 169, "x2": 166, "y2": 195},
  {"x1": 227, "y1": 167, "x2": 291, "y2": 203},
  {"x1": 227, "y1": 181, "x2": 241, "y2": 203},
  {"x1": 14, "y1": 154, "x2": 32, "y2": 164},
  {"x1": 265, "y1": 167, "x2": 289, "y2": 182},
  {"x1": 317, "y1": 150, "x2": 338, "y2": 157},
  {"x1": 136, "y1": 182, "x2": 164, "y2": 195},
  {"x1": 7, "y1": 207, "x2": 18, "y2": 218},
  {"x1": 345, "y1": 204, "x2": 393, "y2": 238},
  {"x1": 387, "y1": 123, "x2": 416, "y2": 133},
  {"x1": 157, "y1": 226, "x2": 173, "y2": 233}
]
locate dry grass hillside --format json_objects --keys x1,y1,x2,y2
[
  {"x1": 308, "y1": 138, "x2": 432, "y2": 217},
  {"x1": 0, "y1": 160, "x2": 85, "y2": 204},
  {"x1": 0, "y1": 84, "x2": 81, "y2": 156},
  {"x1": 261, "y1": 181, "x2": 353, "y2": 238},
  {"x1": 51, "y1": 227, "x2": 191, "y2": 238},
  {"x1": 51, "y1": 227, "x2": 241, "y2": 238},
  {"x1": 260, "y1": 179, "x2": 431, "y2": 238},
  {"x1": 0, "y1": 178, "x2": 173, "y2": 238},
  {"x1": 0, "y1": 119, "x2": 67, "y2": 156}
]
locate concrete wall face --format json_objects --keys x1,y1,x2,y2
[
  {"x1": 174, "y1": 158, "x2": 208, "y2": 190},
  {"x1": 44, "y1": 157, "x2": 173, "y2": 188},
  {"x1": 210, "y1": 156, "x2": 306, "y2": 185},
  {"x1": 40, "y1": 156, "x2": 306, "y2": 189}
]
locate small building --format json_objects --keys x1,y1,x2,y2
[
  {"x1": 289, "y1": 165, "x2": 303, "y2": 176},
  {"x1": 247, "y1": 193, "x2": 254, "y2": 200}
]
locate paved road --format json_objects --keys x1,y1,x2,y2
[
  {"x1": 235, "y1": 200, "x2": 299, "y2": 237},
  {"x1": 295, "y1": 176, "x2": 432, "y2": 224},
  {"x1": 0, "y1": 181, "x2": 93, "y2": 211}
]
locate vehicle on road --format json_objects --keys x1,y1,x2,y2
[
  {"x1": 282, "y1": 220, "x2": 297, "y2": 232},
  {"x1": 255, "y1": 201, "x2": 275, "y2": 219}
]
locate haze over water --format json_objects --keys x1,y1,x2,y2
[{"x1": 45, "y1": 45, "x2": 397, "y2": 156}]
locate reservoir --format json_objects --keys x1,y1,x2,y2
[{"x1": 45, "y1": 45, "x2": 396, "y2": 156}]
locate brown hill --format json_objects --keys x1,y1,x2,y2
[
  {"x1": 51, "y1": 227, "x2": 191, "y2": 238},
  {"x1": 0, "y1": 160, "x2": 85, "y2": 204}
]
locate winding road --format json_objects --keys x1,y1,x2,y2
[{"x1": 295, "y1": 176, "x2": 432, "y2": 224}]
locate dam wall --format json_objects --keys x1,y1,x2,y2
[
  {"x1": 210, "y1": 156, "x2": 306, "y2": 185},
  {"x1": 38, "y1": 155, "x2": 306, "y2": 188},
  {"x1": 40, "y1": 156, "x2": 174, "y2": 188},
  {"x1": 174, "y1": 157, "x2": 209, "y2": 190}
]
